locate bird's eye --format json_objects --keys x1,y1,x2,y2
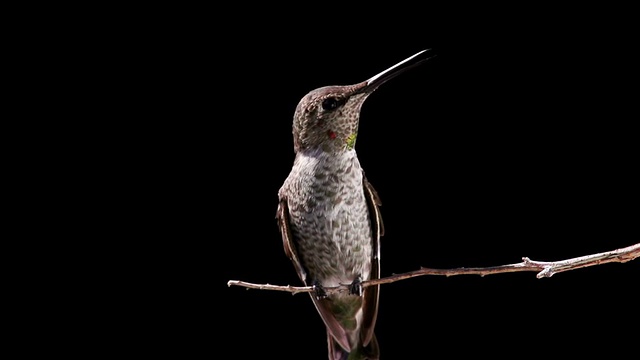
[{"x1": 322, "y1": 97, "x2": 340, "y2": 111}]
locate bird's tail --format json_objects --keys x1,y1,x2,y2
[{"x1": 327, "y1": 331, "x2": 379, "y2": 360}]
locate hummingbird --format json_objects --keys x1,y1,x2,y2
[{"x1": 276, "y1": 49, "x2": 433, "y2": 360}]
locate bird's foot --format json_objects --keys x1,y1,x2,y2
[
  {"x1": 312, "y1": 280, "x2": 327, "y2": 299},
  {"x1": 349, "y1": 275, "x2": 363, "y2": 296}
]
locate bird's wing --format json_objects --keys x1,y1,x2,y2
[
  {"x1": 361, "y1": 176, "x2": 383, "y2": 347},
  {"x1": 276, "y1": 181, "x2": 384, "y2": 352},
  {"x1": 276, "y1": 200, "x2": 307, "y2": 283},
  {"x1": 276, "y1": 198, "x2": 352, "y2": 351}
]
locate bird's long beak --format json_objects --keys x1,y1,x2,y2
[{"x1": 362, "y1": 49, "x2": 435, "y2": 92}]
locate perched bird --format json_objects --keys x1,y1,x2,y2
[{"x1": 277, "y1": 49, "x2": 433, "y2": 360}]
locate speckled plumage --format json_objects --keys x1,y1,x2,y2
[
  {"x1": 281, "y1": 147, "x2": 373, "y2": 288},
  {"x1": 277, "y1": 50, "x2": 432, "y2": 360}
]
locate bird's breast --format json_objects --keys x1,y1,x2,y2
[{"x1": 281, "y1": 151, "x2": 374, "y2": 286}]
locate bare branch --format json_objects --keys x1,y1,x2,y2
[
  {"x1": 227, "y1": 243, "x2": 640, "y2": 296},
  {"x1": 224, "y1": 282, "x2": 313, "y2": 295}
]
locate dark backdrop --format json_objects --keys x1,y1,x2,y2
[{"x1": 106, "y1": 8, "x2": 639, "y2": 359}]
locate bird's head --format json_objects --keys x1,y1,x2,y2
[{"x1": 291, "y1": 49, "x2": 434, "y2": 155}]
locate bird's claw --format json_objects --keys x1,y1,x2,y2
[
  {"x1": 349, "y1": 275, "x2": 363, "y2": 296},
  {"x1": 312, "y1": 280, "x2": 327, "y2": 299}
]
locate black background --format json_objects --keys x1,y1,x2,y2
[{"x1": 101, "y1": 7, "x2": 639, "y2": 359}]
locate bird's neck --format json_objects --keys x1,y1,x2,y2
[{"x1": 296, "y1": 147, "x2": 357, "y2": 168}]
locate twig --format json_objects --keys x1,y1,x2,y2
[{"x1": 227, "y1": 243, "x2": 640, "y2": 296}]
